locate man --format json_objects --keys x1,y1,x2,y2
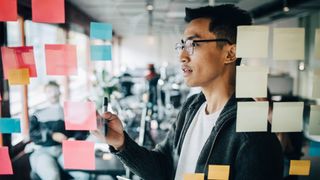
[
  {"x1": 99, "y1": 5, "x2": 283, "y2": 180},
  {"x1": 29, "y1": 81, "x2": 88, "y2": 180}
]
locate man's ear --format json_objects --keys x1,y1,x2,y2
[{"x1": 225, "y1": 45, "x2": 237, "y2": 64}]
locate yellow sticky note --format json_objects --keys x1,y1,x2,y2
[
  {"x1": 312, "y1": 75, "x2": 320, "y2": 99},
  {"x1": 273, "y1": 28, "x2": 305, "y2": 60},
  {"x1": 236, "y1": 66, "x2": 268, "y2": 98},
  {"x1": 315, "y1": 29, "x2": 320, "y2": 60},
  {"x1": 236, "y1": 25, "x2": 269, "y2": 58},
  {"x1": 236, "y1": 102, "x2": 268, "y2": 132},
  {"x1": 289, "y1": 160, "x2": 311, "y2": 176},
  {"x1": 271, "y1": 102, "x2": 304, "y2": 132},
  {"x1": 309, "y1": 105, "x2": 320, "y2": 136},
  {"x1": 8, "y1": 68, "x2": 30, "y2": 85},
  {"x1": 208, "y1": 165, "x2": 230, "y2": 180},
  {"x1": 183, "y1": 173, "x2": 204, "y2": 180}
]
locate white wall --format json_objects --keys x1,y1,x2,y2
[{"x1": 120, "y1": 34, "x2": 180, "y2": 69}]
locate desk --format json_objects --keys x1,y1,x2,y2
[{"x1": 68, "y1": 153, "x2": 126, "y2": 180}]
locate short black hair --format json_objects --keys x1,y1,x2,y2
[
  {"x1": 45, "y1": 81, "x2": 60, "y2": 89},
  {"x1": 185, "y1": 4, "x2": 252, "y2": 65}
]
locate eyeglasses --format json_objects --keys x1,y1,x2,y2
[{"x1": 175, "y1": 38, "x2": 232, "y2": 56}]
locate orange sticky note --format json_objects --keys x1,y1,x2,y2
[
  {"x1": 0, "y1": 147, "x2": 13, "y2": 174},
  {"x1": 208, "y1": 165, "x2": 230, "y2": 180},
  {"x1": 183, "y1": 173, "x2": 204, "y2": 180},
  {"x1": 0, "y1": 0, "x2": 17, "y2": 21},
  {"x1": 64, "y1": 101, "x2": 97, "y2": 130},
  {"x1": 1, "y1": 46, "x2": 37, "y2": 79},
  {"x1": 289, "y1": 160, "x2": 311, "y2": 176},
  {"x1": 8, "y1": 68, "x2": 30, "y2": 85},
  {"x1": 62, "y1": 140, "x2": 95, "y2": 170},
  {"x1": 45, "y1": 44, "x2": 77, "y2": 76},
  {"x1": 32, "y1": 0, "x2": 65, "y2": 23}
]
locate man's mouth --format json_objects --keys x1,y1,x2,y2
[
  {"x1": 182, "y1": 66, "x2": 193, "y2": 73},
  {"x1": 182, "y1": 66, "x2": 193, "y2": 77}
]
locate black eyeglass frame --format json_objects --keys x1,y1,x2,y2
[
  {"x1": 187, "y1": 38, "x2": 233, "y2": 45},
  {"x1": 175, "y1": 38, "x2": 233, "y2": 55}
]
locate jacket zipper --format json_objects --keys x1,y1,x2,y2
[{"x1": 203, "y1": 117, "x2": 231, "y2": 173}]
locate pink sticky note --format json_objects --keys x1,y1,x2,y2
[
  {"x1": 1, "y1": 46, "x2": 37, "y2": 79},
  {"x1": 62, "y1": 140, "x2": 95, "y2": 170},
  {"x1": 45, "y1": 45, "x2": 77, "y2": 76},
  {"x1": 32, "y1": 0, "x2": 65, "y2": 23},
  {"x1": 64, "y1": 101, "x2": 97, "y2": 130},
  {"x1": 0, "y1": 0, "x2": 18, "y2": 21},
  {"x1": 0, "y1": 147, "x2": 13, "y2": 174}
]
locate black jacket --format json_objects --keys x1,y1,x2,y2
[
  {"x1": 30, "y1": 105, "x2": 88, "y2": 146},
  {"x1": 111, "y1": 93, "x2": 284, "y2": 180}
]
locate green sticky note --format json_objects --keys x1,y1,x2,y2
[
  {"x1": 90, "y1": 45, "x2": 112, "y2": 61},
  {"x1": 0, "y1": 118, "x2": 21, "y2": 133},
  {"x1": 90, "y1": 22, "x2": 112, "y2": 40}
]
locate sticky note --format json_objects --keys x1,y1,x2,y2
[
  {"x1": 271, "y1": 102, "x2": 304, "y2": 132},
  {"x1": 236, "y1": 66, "x2": 268, "y2": 98},
  {"x1": 62, "y1": 140, "x2": 95, "y2": 170},
  {"x1": 289, "y1": 160, "x2": 311, "y2": 176},
  {"x1": 308, "y1": 105, "x2": 320, "y2": 135},
  {"x1": 208, "y1": 165, "x2": 230, "y2": 180},
  {"x1": 45, "y1": 44, "x2": 78, "y2": 75},
  {"x1": 0, "y1": 0, "x2": 17, "y2": 21},
  {"x1": 90, "y1": 45, "x2": 112, "y2": 61},
  {"x1": 309, "y1": 141, "x2": 320, "y2": 156},
  {"x1": 0, "y1": 118, "x2": 21, "y2": 133},
  {"x1": 183, "y1": 173, "x2": 204, "y2": 180},
  {"x1": 236, "y1": 102, "x2": 269, "y2": 132},
  {"x1": 236, "y1": 26, "x2": 269, "y2": 58},
  {"x1": 273, "y1": 28, "x2": 305, "y2": 60},
  {"x1": 315, "y1": 29, "x2": 320, "y2": 60},
  {"x1": 311, "y1": 75, "x2": 320, "y2": 99},
  {"x1": 8, "y1": 68, "x2": 30, "y2": 85},
  {"x1": 64, "y1": 101, "x2": 97, "y2": 130},
  {"x1": 90, "y1": 22, "x2": 113, "y2": 40},
  {"x1": 1, "y1": 46, "x2": 37, "y2": 79},
  {"x1": 0, "y1": 147, "x2": 13, "y2": 174},
  {"x1": 32, "y1": 0, "x2": 65, "y2": 23}
]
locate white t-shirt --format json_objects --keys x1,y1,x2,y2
[{"x1": 174, "y1": 102, "x2": 222, "y2": 180}]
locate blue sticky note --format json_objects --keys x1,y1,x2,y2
[
  {"x1": 309, "y1": 141, "x2": 320, "y2": 156},
  {"x1": 90, "y1": 45, "x2": 112, "y2": 61},
  {"x1": 0, "y1": 118, "x2": 21, "y2": 133},
  {"x1": 90, "y1": 22, "x2": 112, "y2": 40}
]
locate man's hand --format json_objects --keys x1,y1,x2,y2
[
  {"x1": 92, "y1": 112, "x2": 125, "y2": 150},
  {"x1": 52, "y1": 132, "x2": 67, "y2": 143}
]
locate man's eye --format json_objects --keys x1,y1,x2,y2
[{"x1": 193, "y1": 42, "x2": 199, "y2": 46}]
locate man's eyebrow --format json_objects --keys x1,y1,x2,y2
[{"x1": 184, "y1": 34, "x2": 201, "y2": 40}]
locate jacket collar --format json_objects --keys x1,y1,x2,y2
[{"x1": 189, "y1": 92, "x2": 237, "y2": 111}]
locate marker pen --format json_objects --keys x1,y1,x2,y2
[{"x1": 103, "y1": 97, "x2": 109, "y2": 136}]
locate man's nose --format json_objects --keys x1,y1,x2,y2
[{"x1": 179, "y1": 49, "x2": 190, "y2": 63}]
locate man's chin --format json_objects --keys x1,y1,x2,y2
[{"x1": 185, "y1": 80, "x2": 197, "y2": 87}]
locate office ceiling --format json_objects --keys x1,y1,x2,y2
[{"x1": 67, "y1": 0, "x2": 320, "y2": 37}]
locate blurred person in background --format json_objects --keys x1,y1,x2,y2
[
  {"x1": 29, "y1": 81, "x2": 89, "y2": 180},
  {"x1": 145, "y1": 64, "x2": 160, "y2": 105}
]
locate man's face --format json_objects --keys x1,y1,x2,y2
[
  {"x1": 45, "y1": 85, "x2": 60, "y2": 104},
  {"x1": 180, "y1": 18, "x2": 230, "y2": 87}
]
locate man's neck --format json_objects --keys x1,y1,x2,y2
[{"x1": 201, "y1": 80, "x2": 234, "y2": 115}]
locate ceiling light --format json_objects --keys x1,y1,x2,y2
[
  {"x1": 146, "y1": 4, "x2": 154, "y2": 11},
  {"x1": 283, "y1": 6, "x2": 290, "y2": 12},
  {"x1": 298, "y1": 61, "x2": 305, "y2": 71},
  {"x1": 283, "y1": 0, "x2": 290, "y2": 12}
]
